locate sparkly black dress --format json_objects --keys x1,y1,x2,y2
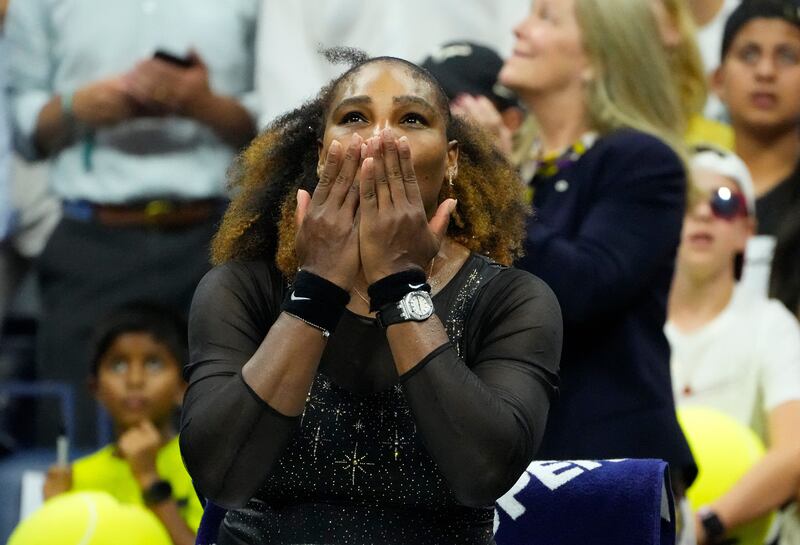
[{"x1": 181, "y1": 254, "x2": 562, "y2": 545}]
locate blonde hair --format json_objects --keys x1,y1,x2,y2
[
  {"x1": 575, "y1": 0, "x2": 686, "y2": 153},
  {"x1": 660, "y1": 0, "x2": 708, "y2": 119}
]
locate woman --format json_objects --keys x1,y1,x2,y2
[
  {"x1": 179, "y1": 52, "x2": 562, "y2": 545},
  {"x1": 499, "y1": 0, "x2": 696, "y2": 488}
]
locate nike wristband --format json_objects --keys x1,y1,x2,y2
[
  {"x1": 281, "y1": 270, "x2": 350, "y2": 337},
  {"x1": 368, "y1": 268, "x2": 431, "y2": 312}
]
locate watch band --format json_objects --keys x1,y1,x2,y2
[
  {"x1": 698, "y1": 507, "x2": 726, "y2": 543},
  {"x1": 376, "y1": 291, "x2": 434, "y2": 328},
  {"x1": 142, "y1": 479, "x2": 173, "y2": 506}
]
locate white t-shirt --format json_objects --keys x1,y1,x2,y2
[
  {"x1": 667, "y1": 286, "x2": 800, "y2": 439},
  {"x1": 667, "y1": 286, "x2": 800, "y2": 544}
]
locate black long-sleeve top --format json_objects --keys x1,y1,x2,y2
[
  {"x1": 517, "y1": 129, "x2": 696, "y2": 484},
  {"x1": 180, "y1": 253, "x2": 562, "y2": 545}
]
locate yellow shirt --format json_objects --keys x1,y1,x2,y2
[
  {"x1": 71, "y1": 436, "x2": 203, "y2": 532},
  {"x1": 686, "y1": 114, "x2": 735, "y2": 151}
]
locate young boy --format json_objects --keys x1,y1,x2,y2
[
  {"x1": 712, "y1": 0, "x2": 800, "y2": 299},
  {"x1": 42, "y1": 303, "x2": 202, "y2": 545},
  {"x1": 667, "y1": 147, "x2": 800, "y2": 545}
]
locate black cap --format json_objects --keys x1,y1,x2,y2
[
  {"x1": 721, "y1": 0, "x2": 800, "y2": 60},
  {"x1": 420, "y1": 41, "x2": 520, "y2": 112}
]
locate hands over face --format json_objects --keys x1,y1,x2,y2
[
  {"x1": 295, "y1": 128, "x2": 456, "y2": 287},
  {"x1": 359, "y1": 128, "x2": 456, "y2": 284}
]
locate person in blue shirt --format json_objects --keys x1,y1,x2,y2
[{"x1": 4, "y1": 0, "x2": 259, "y2": 447}]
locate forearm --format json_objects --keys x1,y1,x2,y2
[
  {"x1": 387, "y1": 318, "x2": 544, "y2": 507},
  {"x1": 147, "y1": 500, "x2": 196, "y2": 545},
  {"x1": 710, "y1": 448, "x2": 800, "y2": 530},
  {"x1": 186, "y1": 93, "x2": 256, "y2": 149},
  {"x1": 181, "y1": 313, "x2": 326, "y2": 507},
  {"x1": 34, "y1": 95, "x2": 73, "y2": 156}
]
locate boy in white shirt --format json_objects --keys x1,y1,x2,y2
[{"x1": 667, "y1": 146, "x2": 800, "y2": 545}]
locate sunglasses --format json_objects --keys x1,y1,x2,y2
[{"x1": 708, "y1": 187, "x2": 748, "y2": 221}]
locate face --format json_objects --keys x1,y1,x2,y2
[
  {"x1": 499, "y1": 0, "x2": 591, "y2": 100},
  {"x1": 714, "y1": 19, "x2": 800, "y2": 135},
  {"x1": 93, "y1": 332, "x2": 184, "y2": 432},
  {"x1": 319, "y1": 61, "x2": 458, "y2": 218},
  {"x1": 677, "y1": 169, "x2": 753, "y2": 279}
]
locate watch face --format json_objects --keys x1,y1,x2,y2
[{"x1": 406, "y1": 292, "x2": 433, "y2": 320}]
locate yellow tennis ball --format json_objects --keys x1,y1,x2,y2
[
  {"x1": 8, "y1": 491, "x2": 172, "y2": 545},
  {"x1": 677, "y1": 405, "x2": 773, "y2": 545}
]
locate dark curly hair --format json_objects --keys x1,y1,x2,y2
[{"x1": 212, "y1": 50, "x2": 528, "y2": 277}]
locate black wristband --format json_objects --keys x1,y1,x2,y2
[
  {"x1": 142, "y1": 479, "x2": 173, "y2": 506},
  {"x1": 698, "y1": 508, "x2": 727, "y2": 544},
  {"x1": 281, "y1": 270, "x2": 350, "y2": 336},
  {"x1": 367, "y1": 269, "x2": 431, "y2": 312}
]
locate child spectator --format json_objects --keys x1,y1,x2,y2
[
  {"x1": 42, "y1": 303, "x2": 202, "y2": 545},
  {"x1": 711, "y1": 0, "x2": 800, "y2": 300},
  {"x1": 667, "y1": 147, "x2": 800, "y2": 545}
]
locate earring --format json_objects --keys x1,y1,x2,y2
[{"x1": 448, "y1": 169, "x2": 455, "y2": 188}]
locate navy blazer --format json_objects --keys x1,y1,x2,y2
[{"x1": 518, "y1": 129, "x2": 696, "y2": 484}]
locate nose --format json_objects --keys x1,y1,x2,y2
[
  {"x1": 125, "y1": 362, "x2": 146, "y2": 388},
  {"x1": 689, "y1": 198, "x2": 714, "y2": 221},
  {"x1": 371, "y1": 120, "x2": 390, "y2": 137},
  {"x1": 754, "y1": 56, "x2": 777, "y2": 80}
]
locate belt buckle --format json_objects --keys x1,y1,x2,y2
[{"x1": 144, "y1": 199, "x2": 175, "y2": 222}]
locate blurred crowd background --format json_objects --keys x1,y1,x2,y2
[{"x1": 1, "y1": 0, "x2": 800, "y2": 544}]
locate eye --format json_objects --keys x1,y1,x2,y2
[
  {"x1": 340, "y1": 111, "x2": 367, "y2": 124},
  {"x1": 738, "y1": 45, "x2": 760, "y2": 65},
  {"x1": 109, "y1": 359, "x2": 129, "y2": 374},
  {"x1": 145, "y1": 357, "x2": 166, "y2": 373},
  {"x1": 777, "y1": 46, "x2": 800, "y2": 66},
  {"x1": 401, "y1": 112, "x2": 429, "y2": 126}
]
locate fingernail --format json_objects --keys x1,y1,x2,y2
[
  {"x1": 350, "y1": 133, "x2": 360, "y2": 145},
  {"x1": 399, "y1": 136, "x2": 408, "y2": 144},
  {"x1": 329, "y1": 140, "x2": 341, "y2": 153}
]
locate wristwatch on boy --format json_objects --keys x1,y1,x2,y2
[
  {"x1": 377, "y1": 290, "x2": 434, "y2": 328},
  {"x1": 697, "y1": 507, "x2": 726, "y2": 544},
  {"x1": 142, "y1": 479, "x2": 173, "y2": 506}
]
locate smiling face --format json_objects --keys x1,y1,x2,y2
[
  {"x1": 93, "y1": 332, "x2": 184, "y2": 432},
  {"x1": 319, "y1": 61, "x2": 458, "y2": 218},
  {"x1": 678, "y1": 169, "x2": 754, "y2": 280},
  {"x1": 714, "y1": 18, "x2": 800, "y2": 136},
  {"x1": 499, "y1": 0, "x2": 590, "y2": 102}
]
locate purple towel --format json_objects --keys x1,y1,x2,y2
[{"x1": 494, "y1": 459, "x2": 675, "y2": 545}]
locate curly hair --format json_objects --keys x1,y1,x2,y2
[{"x1": 212, "y1": 52, "x2": 528, "y2": 277}]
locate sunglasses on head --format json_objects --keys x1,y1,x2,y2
[{"x1": 709, "y1": 186, "x2": 748, "y2": 221}]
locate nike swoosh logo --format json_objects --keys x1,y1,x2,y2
[
  {"x1": 408, "y1": 283, "x2": 425, "y2": 289},
  {"x1": 291, "y1": 292, "x2": 311, "y2": 301}
]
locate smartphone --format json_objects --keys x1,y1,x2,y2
[{"x1": 153, "y1": 49, "x2": 194, "y2": 68}]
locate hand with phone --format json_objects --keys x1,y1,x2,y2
[{"x1": 124, "y1": 49, "x2": 212, "y2": 117}]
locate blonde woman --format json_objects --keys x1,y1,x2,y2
[{"x1": 500, "y1": 0, "x2": 696, "y2": 494}]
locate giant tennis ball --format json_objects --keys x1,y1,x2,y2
[
  {"x1": 678, "y1": 405, "x2": 773, "y2": 545},
  {"x1": 8, "y1": 491, "x2": 172, "y2": 545}
]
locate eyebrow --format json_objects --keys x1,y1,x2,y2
[{"x1": 332, "y1": 94, "x2": 437, "y2": 114}]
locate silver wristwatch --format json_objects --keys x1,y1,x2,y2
[{"x1": 377, "y1": 290, "x2": 434, "y2": 328}]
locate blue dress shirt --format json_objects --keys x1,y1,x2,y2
[{"x1": 5, "y1": 0, "x2": 259, "y2": 204}]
